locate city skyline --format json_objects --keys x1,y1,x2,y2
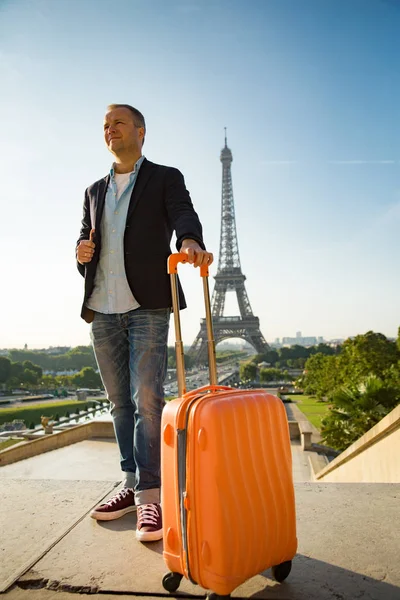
[
  {"x1": 1, "y1": 0, "x2": 399, "y2": 349},
  {"x1": 3, "y1": 328, "x2": 399, "y2": 354}
]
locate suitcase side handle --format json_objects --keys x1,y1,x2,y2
[{"x1": 168, "y1": 252, "x2": 217, "y2": 398}]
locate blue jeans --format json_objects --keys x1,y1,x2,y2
[{"x1": 90, "y1": 308, "x2": 170, "y2": 505}]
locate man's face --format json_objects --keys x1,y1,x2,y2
[{"x1": 103, "y1": 107, "x2": 144, "y2": 156}]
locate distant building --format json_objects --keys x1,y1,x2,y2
[
  {"x1": 327, "y1": 339, "x2": 344, "y2": 347},
  {"x1": 40, "y1": 346, "x2": 71, "y2": 355},
  {"x1": 214, "y1": 341, "x2": 254, "y2": 353},
  {"x1": 270, "y1": 333, "x2": 326, "y2": 348},
  {"x1": 0, "y1": 346, "x2": 72, "y2": 355},
  {"x1": 43, "y1": 369, "x2": 79, "y2": 376},
  {"x1": 282, "y1": 336, "x2": 319, "y2": 347},
  {"x1": 257, "y1": 361, "x2": 271, "y2": 369}
]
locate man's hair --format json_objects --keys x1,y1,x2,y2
[{"x1": 106, "y1": 104, "x2": 146, "y2": 145}]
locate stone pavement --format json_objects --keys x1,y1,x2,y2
[
  {"x1": 290, "y1": 440, "x2": 314, "y2": 482},
  {"x1": 0, "y1": 438, "x2": 121, "y2": 481},
  {"x1": 1, "y1": 406, "x2": 399, "y2": 599},
  {"x1": 0, "y1": 436, "x2": 314, "y2": 484},
  {"x1": 1, "y1": 480, "x2": 399, "y2": 600}
]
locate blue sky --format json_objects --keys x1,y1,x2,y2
[{"x1": 0, "y1": 0, "x2": 399, "y2": 349}]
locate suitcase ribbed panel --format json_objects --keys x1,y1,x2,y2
[
  {"x1": 187, "y1": 391, "x2": 297, "y2": 595},
  {"x1": 162, "y1": 390, "x2": 297, "y2": 596}
]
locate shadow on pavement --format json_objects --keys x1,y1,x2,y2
[{"x1": 249, "y1": 554, "x2": 399, "y2": 600}]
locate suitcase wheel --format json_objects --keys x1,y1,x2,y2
[
  {"x1": 162, "y1": 572, "x2": 183, "y2": 592},
  {"x1": 271, "y1": 560, "x2": 292, "y2": 583}
]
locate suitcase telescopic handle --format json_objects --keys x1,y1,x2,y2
[{"x1": 167, "y1": 252, "x2": 217, "y2": 398}]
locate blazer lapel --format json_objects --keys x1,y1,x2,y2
[
  {"x1": 126, "y1": 159, "x2": 154, "y2": 222},
  {"x1": 93, "y1": 175, "x2": 109, "y2": 232}
]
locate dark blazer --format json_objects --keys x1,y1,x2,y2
[{"x1": 77, "y1": 158, "x2": 205, "y2": 323}]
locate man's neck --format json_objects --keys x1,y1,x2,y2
[{"x1": 113, "y1": 153, "x2": 143, "y2": 174}]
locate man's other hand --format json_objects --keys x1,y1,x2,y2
[
  {"x1": 77, "y1": 229, "x2": 96, "y2": 265},
  {"x1": 180, "y1": 239, "x2": 213, "y2": 268}
]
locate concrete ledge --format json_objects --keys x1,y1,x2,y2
[
  {"x1": 316, "y1": 404, "x2": 400, "y2": 482},
  {"x1": 288, "y1": 420, "x2": 300, "y2": 440},
  {"x1": 308, "y1": 453, "x2": 329, "y2": 480},
  {"x1": 299, "y1": 420, "x2": 313, "y2": 450},
  {"x1": 0, "y1": 421, "x2": 115, "y2": 467},
  {"x1": 312, "y1": 442, "x2": 339, "y2": 458}
]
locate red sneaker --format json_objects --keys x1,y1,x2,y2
[
  {"x1": 136, "y1": 503, "x2": 163, "y2": 542},
  {"x1": 90, "y1": 488, "x2": 136, "y2": 521}
]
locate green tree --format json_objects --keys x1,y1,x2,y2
[
  {"x1": 277, "y1": 347, "x2": 293, "y2": 365},
  {"x1": 267, "y1": 350, "x2": 279, "y2": 365},
  {"x1": 167, "y1": 347, "x2": 176, "y2": 368},
  {"x1": 57, "y1": 375, "x2": 74, "y2": 388},
  {"x1": 22, "y1": 360, "x2": 42, "y2": 379},
  {"x1": 320, "y1": 375, "x2": 400, "y2": 451},
  {"x1": 294, "y1": 357, "x2": 307, "y2": 369},
  {"x1": 251, "y1": 351, "x2": 274, "y2": 365},
  {"x1": 251, "y1": 353, "x2": 266, "y2": 365},
  {"x1": 339, "y1": 331, "x2": 398, "y2": 384},
  {"x1": 299, "y1": 331, "x2": 399, "y2": 401},
  {"x1": 69, "y1": 345, "x2": 93, "y2": 354},
  {"x1": 21, "y1": 369, "x2": 40, "y2": 386},
  {"x1": 300, "y1": 353, "x2": 337, "y2": 399},
  {"x1": 9, "y1": 350, "x2": 47, "y2": 365},
  {"x1": 384, "y1": 360, "x2": 400, "y2": 389},
  {"x1": 0, "y1": 356, "x2": 11, "y2": 384},
  {"x1": 9, "y1": 361, "x2": 24, "y2": 378},
  {"x1": 8, "y1": 347, "x2": 97, "y2": 373},
  {"x1": 289, "y1": 345, "x2": 310, "y2": 359},
  {"x1": 183, "y1": 354, "x2": 194, "y2": 370},
  {"x1": 7, "y1": 361, "x2": 25, "y2": 388},
  {"x1": 41, "y1": 374, "x2": 57, "y2": 390},
  {"x1": 309, "y1": 343, "x2": 336, "y2": 356},
  {"x1": 65, "y1": 348, "x2": 97, "y2": 371},
  {"x1": 216, "y1": 350, "x2": 248, "y2": 364},
  {"x1": 73, "y1": 367, "x2": 102, "y2": 389},
  {"x1": 260, "y1": 368, "x2": 284, "y2": 382},
  {"x1": 167, "y1": 348, "x2": 194, "y2": 370},
  {"x1": 240, "y1": 362, "x2": 257, "y2": 381}
]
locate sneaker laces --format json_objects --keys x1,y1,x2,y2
[
  {"x1": 106, "y1": 488, "x2": 134, "y2": 506},
  {"x1": 137, "y1": 503, "x2": 160, "y2": 527}
]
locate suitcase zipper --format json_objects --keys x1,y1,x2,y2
[{"x1": 177, "y1": 392, "x2": 206, "y2": 585}]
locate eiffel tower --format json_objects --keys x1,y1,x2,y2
[{"x1": 189, "y1": 130, "x2": 269, "y2": 363}]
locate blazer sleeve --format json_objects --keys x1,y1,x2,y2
[
  {"x1": 76, "y1": 188, "x2": 92, "y2": 277},
  {"x1": 164, "y1": 167, "x2": 206, "y2": 251}
]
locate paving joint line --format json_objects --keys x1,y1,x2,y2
[{"x1": 2, "y1": 481, "x2": 121, "y2": 594}]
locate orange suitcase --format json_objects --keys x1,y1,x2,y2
[{"x1": 161, "y1": 254, "x2": 297, "y2": 598}]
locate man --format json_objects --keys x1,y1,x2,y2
[{"x1": 76, "y1": 104, "x2": 213, "y2": 542}]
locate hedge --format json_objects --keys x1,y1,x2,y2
[{"x1": 0, "y1": 401, "x2": 108, "y2": 428}]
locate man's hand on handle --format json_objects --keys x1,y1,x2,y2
[
  {"x1": 180, "y1": 239, "x2": 213, "y2": 268},
  {"x1": 77, "y1": 229, "x2": 95, "y2": 265}
]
